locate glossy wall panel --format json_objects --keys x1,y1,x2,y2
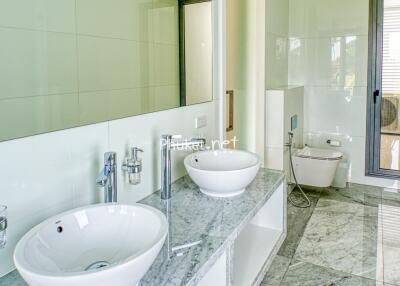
[
  {"x1": 0, "y1": 28, "x2": 78, "y2": 99},
  {"x1": 289, "y1": 0, "x2": 369, "y2": 38},
  {"x1": 288, "y1": 0, "x2": 374, "y2": 184},
  {"x1": 0, "y1": 100, "x2": 216, "y2": 277},
  {"x1": 266, "y1": 0, "x2": 289, "y2": 89},
  {"x1": 0, "y1": 0, "x2": 189, "y2": 142},
  {"x1": 288, "y1": 36, "x2": 368, "y2": 87}
]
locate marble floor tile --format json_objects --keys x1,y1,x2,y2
[
  {"x1": 318, "y1": 185, "x2": 382, "y2": 208},
  {"x1": 381, "y1": 202, "x2": 400, "y2": 285},
  {"x1": 381, "y1": 189, "x2": 400, "y2": 208},
  {"x1": 0, "y1": 271, "x2": 26, "y2": 286},
  {"x1": 294, "y1": 198, "x2": 383, "y2": 281},
  {"x1": 278, "y1": 191, "x2": 319, "y2": 258},
  {"x1": 260, "y1": 255, "x2": 292, "y2": 286},
  {"x1": 292, "y1": 185, "x2": 323, "y2": 198},
  {"x1": 279, "y1": 260, "x2": 381, "y2": 286}
]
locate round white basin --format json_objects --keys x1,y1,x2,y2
[
  {"x1": 14, "y1": 204, "x2": 167, "y2": 286},
  {"x1": 184, "y1": 149, "x2": 261, "y2": 197}
]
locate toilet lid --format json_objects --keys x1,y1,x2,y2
[{"x1": 295, "y1": 147, "x2": 343, "y2": 160}]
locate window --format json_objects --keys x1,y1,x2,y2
[{"x1": 367, "y1": 0, "x2": 400, "y2": 177}]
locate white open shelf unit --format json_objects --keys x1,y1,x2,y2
[
  {"x1": 233, "y1": 184, "x2": 285, "y2": 286},
  {"x1": 196, "y1": 182, "x2": 286, "y2": 286}
]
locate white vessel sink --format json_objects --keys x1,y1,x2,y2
[
  {"x1": 184, "y1": 149, "x2": 261, "y2": 197},
  {"x1": 14, "y1": 204, "x2": 167, "y2": 286}
]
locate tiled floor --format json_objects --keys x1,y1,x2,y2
[{"x1": 261, "y1": 184, "x2": 400, "y2": 286}]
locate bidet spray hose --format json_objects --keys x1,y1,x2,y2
[{"x1": 287, "y1": 133, "x2": 311, "y2": 208}]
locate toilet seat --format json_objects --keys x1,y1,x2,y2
[{"x1": 294, "y1": 147, "x2": 343, "y2": 161}]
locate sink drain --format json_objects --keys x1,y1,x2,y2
[{"x1": 85, "y1": 261, "x2": 111, "y2": 271}]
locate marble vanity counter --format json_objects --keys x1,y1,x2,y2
[
  {"x1": 139, "y1": 168, "x2": 285, "y2": 286},
  {"x1": 0, "y1": 168, "x2": 285, "y2": 286}
]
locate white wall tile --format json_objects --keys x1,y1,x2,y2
[
  {"x1": 108, "y1": 102, "x2": 216, "y2": 203},
  {"x1": 0, "y1": 28, "x2": 78, "y2": 99},
  {"x1": 266, "y1": 90, "x2": 285, "y2": 148},
  {"x1": 0, "y1": 0, "x2": 217, "y2": 278},
  {"x1": 289, "y1": 36, "x2": 368, "y2": 87},
  {"x1": 0, "y1": 122, "x2": 109, "y2": 276},
  {"x1": 0, "y1": 101, "x2": 216, "y2": 277},
  {"x1": 288, "y1": 37, "x2": 307, "y2": 86},
  {"x1": 266, "y1": 0, "x2": 289, "y2": 37},
  {"x1": 151, "y1": 0, "x2": 179, "y2": 45},
  {"x1": 265, "y1": 147, "x2": 284, "y2": 171},
  {"x1": 149, "y1": 85, "x2": 180, "y2": 112},
  {"x1": 78, "y1": 88, "x2": 149, "y2": 125},
  {"x1": 289, "y1": 0, "x2": 369, "y2": 38},
  {"x1": 0, "y1": 0, "x2": 76, "y2": 33},
  {"x1": 76, "y1": 0, "x2": 153, "y2": 42},
  {"x1": 150, "y1": 43, "x2": 180, "y2": 86},
  {"x1": 0, "y1": 94, "x2": 79, "y2": 141},
  {"x1": 78, "y1": 36, "x2": 151, "y2": 92},
  {"x1": 265, "y1": 0, "x2": 290, "y2": 90},
  {"x1": 266, "y1": 33, "x2": 288, "y2": 88},
  {"x1": 288, "y1": 0, "x2": 372, "y2": 185},
  {"x1": 303, "y1": 86, "x2": 367, "y2": 137}
]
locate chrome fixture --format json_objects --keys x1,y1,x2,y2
[
  {"x1": 0, "y1": 205, "x2": 7, "y2": 248},
  {"x1": 96, "y1": 152, "x2": 117, "y2": 203},
  {"x1": 286, "y1": 132, "x2": 311, "y2": 208},
  {"x1": 122, "y1": 147, "x2": 144, "y2": 185},
  {"x1": 161, "y1": 135, "x2": 206, "y2": 200}
]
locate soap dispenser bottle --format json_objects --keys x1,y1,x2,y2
[{"x1": 122, "y1": 147, "x2": 143, "y2": 185}]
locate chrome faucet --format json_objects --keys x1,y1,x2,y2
[
  {"x1": 96, "y1": 152, "x2": 117, "y2": 203},
  {"x1": 161, "y1": 135, "x2": 206, "y2": 200}
]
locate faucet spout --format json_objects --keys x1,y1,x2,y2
[
  {"x1": 97, "y1": 152, "x2": 117, "y2": 203},
  {"x1": 160, "y1": 135, "x2": 205, "y2": 200}
]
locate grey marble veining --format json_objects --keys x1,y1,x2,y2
[
  {"x1": 319, "y1": 185, "x2": 382, "y2": 208},
  {"x1": 262, "y1": 182, "x2": 400, "y2": 286},
  {"x1": 278, "y1": 189, "x2": 319, "y2": 259},
  {"x1": 294, "y1": 198, "x2": 382, "y2": 281},
  {"x1": 0, "y1": 169, "x2": 285, "y2": 286},
  {"x1": 380, "y1": 186, "x2": 400, "y2": 285},
  {"x1": 140, "y1": 169, "x2": 285, "y2": 286},
  {"x1": 0, "y1": 272, "x2": 26, "y2": 286},
  {"x1": 260, "y1": 255, "x2": 291, "y2": 286},
  {"x1": 381, "y1": 201, "x2": 400, "y2": 286},
  {"x1": 279, "y1": 259, "x2": 384, "y2": 286}
]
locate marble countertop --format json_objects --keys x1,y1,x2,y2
[
  {"x1": 140, "y1": 168, "x2": 285, "y2": 285},
  {"x1": 0, "y1": 168, "x2": 285, "y2": 286}
]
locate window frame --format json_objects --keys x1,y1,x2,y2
[{"x1": 366, "y1": 0, "x2": 400, "y2": 178}]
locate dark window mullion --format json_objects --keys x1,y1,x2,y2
[{"x1": 367, "y1": 0, "x2": 400, "y2": 178}]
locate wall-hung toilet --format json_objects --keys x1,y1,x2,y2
[{"x1": 292, "y1": 147, "x2": 343, "y2": 187}]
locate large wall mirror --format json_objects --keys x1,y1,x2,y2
[{"x1": 0, "y1": 0, "x2": 213, "y2": 142}]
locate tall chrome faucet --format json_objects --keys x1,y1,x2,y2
[
  {"x1": 96, "y1": 152, "x2": 117, "y2": 203},
  {"x1": 161, "y1": 135, "x2": 206, "y2": 200}
]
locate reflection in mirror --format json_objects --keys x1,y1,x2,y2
[
  {"x1": 180, "y1": 0, "x2": 213, "y2": 106},
  {"x1": 0, "y1": 0, "x2": 212, "y2": 142}
]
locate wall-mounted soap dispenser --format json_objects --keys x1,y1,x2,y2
[
  {"x1": 0, "y1": 205, "x2": 7, "y2": 248},
  {"x1": 122, "y1": 147, "x2": 143, "y2": 185}
]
